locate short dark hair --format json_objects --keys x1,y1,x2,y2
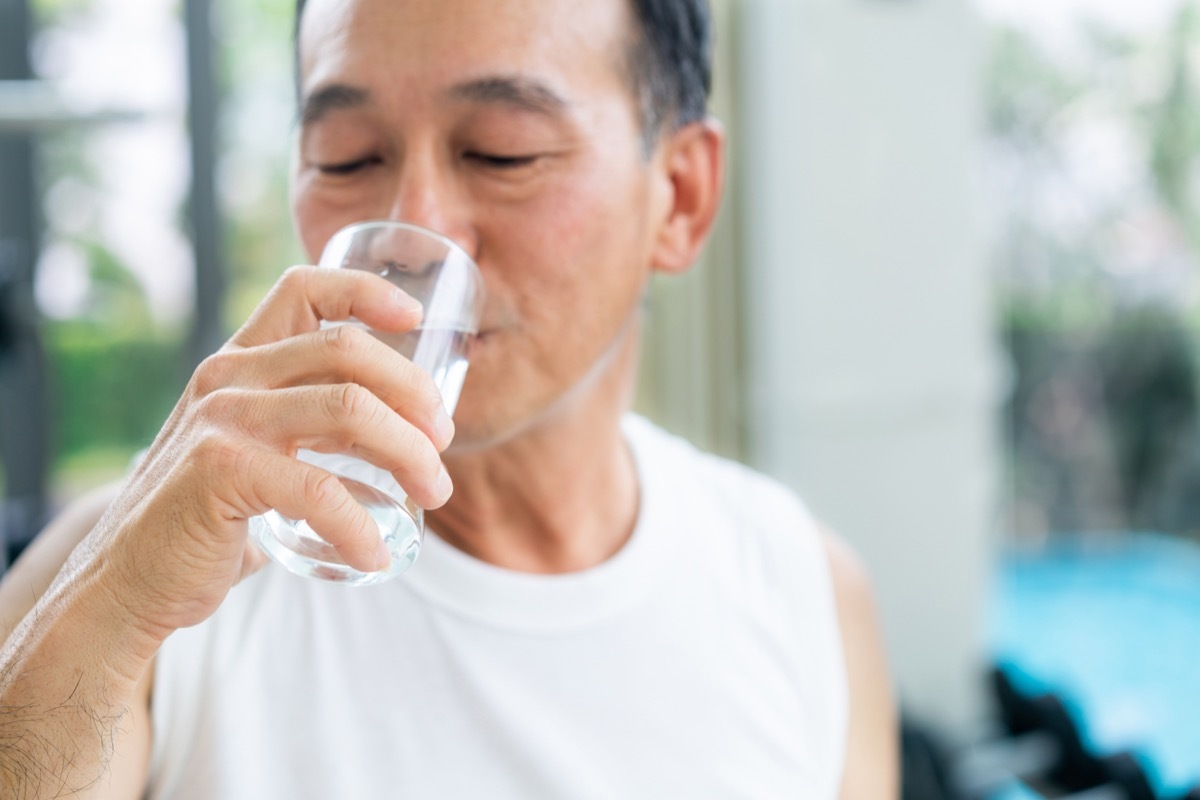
[
  {"x1": 293, "y1": 0, "x2": 712, "y2": 149},
  {"x1": 623, "y1": 0, "x2": 712, "y2": 145}
]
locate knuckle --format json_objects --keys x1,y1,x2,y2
[
  {"x1": 194, "y1": 386, "x2": 240, "y2": 421},
  {"x1": 193, "y1": 431, "x2": 241, "y2": 474},
  {"x1": 230, "y1": 445, "x2": 264, "y2": 480},
  {"x1": 335, "y1": 382, "x2": 374, "y2": 421},
  {"x1": 304, "y1": 469, "x2": 345, "y2": 511},
  {"x1": 324, "y1": 322, "x2": 368, "y2": 357},
  {"x1": 279, "y1": 264, "x2": 312, "y2": 293},
  {"x1": 191, "y1": 352, "x2": 236, "y2": 397},
  {"x1": 325, "y1": 384, "x2": 384, "y2": 448}
]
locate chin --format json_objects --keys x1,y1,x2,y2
[
  {"x1": 445, "y1": 386, "x2": 561, "y2": 456},
  {"x1": 444, "y1": 418, "x2": 520, "y2": 456},
  {"x1": 445, "y1": 395, "x2": 520, "y2": 455}
]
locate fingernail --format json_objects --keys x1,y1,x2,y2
[
  {"x1": 434, "y1": 405, "x2": 455, "y2": 446},
  {"x1": 435, "y1": 464, "x2": 453, "y2": 503},
  {"x1": 392, "y1": 288, "x2": 423, "y2": 317},
  {"x1": 374, "y1": 539, "x2": 392, "y2": 571}
]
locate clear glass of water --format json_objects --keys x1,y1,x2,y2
[{"x1": 249, "y1": 221, "x2": 484, "y2": 586}]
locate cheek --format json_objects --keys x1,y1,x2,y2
[
  {"x1": 483, "y1": 169, "x2": 651, "y2": 350},
  {"x1": 290, "y1": 175, "x2": 329, "y2": 263},
  {"x1": 485, "y1": 164, "x2": 647, "y2": 280},
  {"x1": 291, "y1": 174, "x2": 375, "y2": 265}
]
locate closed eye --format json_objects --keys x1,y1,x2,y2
[
  {"x1": 464, "y1": 152, "x2": 540, "y2": 170},
  {"x1": 317, "y1": 156, "x2": 382, "y2": 176}
]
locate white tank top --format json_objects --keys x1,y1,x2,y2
[{"x1": 148, "y1": 416, "x2": 847, "y2": 799}]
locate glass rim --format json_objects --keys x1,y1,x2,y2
[
  {"x1": 327, "y1": 219, "x2": 479, "y2": 274},
  {"x1": 322, "y1": 219, "x2": 484, "y2": 332}
]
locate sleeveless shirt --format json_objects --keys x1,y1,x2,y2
[{"x1": 147, "y1": 416, "x2": 848, "y2": 798}]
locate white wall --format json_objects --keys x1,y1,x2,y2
[{"x1": 737, "y1": 0, "x2": 1000, "y2": 731}]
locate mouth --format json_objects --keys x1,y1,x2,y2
[
  {"x1": 468, "y1": 329, "x2": 498, "y2": 357},
  {"x1": 470, "y1": 308, "x2": 515, "y2": 352}
]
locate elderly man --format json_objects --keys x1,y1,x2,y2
[{"x1": 0, "y1": 0, "x2": 897, "y2": 797}]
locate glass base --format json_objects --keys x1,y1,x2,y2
[{"x1": 249, "y1": 477, "x2": 423, "y2": 587}]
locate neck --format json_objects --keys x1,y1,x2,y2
[{"x1": 426, "y1": 318, "x2": 642, "y2": 574}]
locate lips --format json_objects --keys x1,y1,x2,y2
[
  {"x1": 467, "y1": 329, "x2": 495, "y2": 358},
  {"x1": 473, "y1": 316, "x2": 513, "y2": 341}
]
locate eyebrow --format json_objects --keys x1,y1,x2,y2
[
  {"x1": 448, "y1": 76, "x2": 569, "y2": 116},
  {"x1": 298, "y1": 75, "x2": 569, "y2": 127},
  {"x1": 300, "y1": 84, "x2": 371, "y2": 126}
]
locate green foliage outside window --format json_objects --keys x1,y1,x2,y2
[{"x1": 993, "y1": 4, "x2": 1200, "y2": 539}]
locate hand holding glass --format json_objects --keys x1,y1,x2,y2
[{"x1": 250, "y1": 221, "x2": 483, "y2": 586}]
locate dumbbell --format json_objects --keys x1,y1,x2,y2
[{"x1": 992, "y1": 668, "x2": 1157, "y2": 800}]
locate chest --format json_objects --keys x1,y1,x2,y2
[{"x1": 152, "y1": 584, "x2": 841, "y2": 800}]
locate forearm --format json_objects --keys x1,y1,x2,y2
[{"x1": 0, "y1": 560, "x2": 161, "y2": 798}]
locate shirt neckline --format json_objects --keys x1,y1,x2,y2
[{"x1": 398, "y1": 415, "x2": 673, "y2": 634}]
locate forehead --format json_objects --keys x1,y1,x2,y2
[{"x1": 298, "y1": 0, "x2": 634, "y2": 103}]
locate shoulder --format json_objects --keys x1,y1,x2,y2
[
  {"x1": 818, "y1": 526, "x2": 877, "y2": 626},
  {"x1": 625, "y1": 416, "x2": 830, "y2": 584},
  {"x1": 627, "y1": 418, "x2": 898, "y2": 791},
  {"x1": 623, "y1": 414, "x2": 814, "y2": 525},
  {"x1": 626, "y1": 415, "x2": 841, "y2": 614},
  {"x1": 815, "y1": 525, "x2": 899, "y2": 800},
  {"x1": 628, "y1": 419, "x2": 897, "y2": 792}
]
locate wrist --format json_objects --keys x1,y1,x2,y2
[{"x1": 28, "y1": 558, "x2": 168, "y2": 687}]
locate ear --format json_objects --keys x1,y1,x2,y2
[{"x1": 650, "y1": 118, "x2": 726, "y2": 275}]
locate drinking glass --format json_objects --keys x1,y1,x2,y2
[{"x1": 250, "y1": 221, "x2": 484, "y2": 586}]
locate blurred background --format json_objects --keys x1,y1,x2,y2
[{"x1": 2, "y1": 0, "x2": 1199, "y2": 797}]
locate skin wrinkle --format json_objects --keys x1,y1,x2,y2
[
  {"x1": 298, "y1": 3, "x2": 652, "y2": 438},
  {"x1": 0, "y1": 3, "x2": 901, "y2": 799},
  {"x1": 284, "y1": 0, "x2": 684, "y2": 576},
  {"x1": 294, "y1": 0, "x2": 710, "y2": 149}
]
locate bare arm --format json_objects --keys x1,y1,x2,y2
[
  {"x1": 0, "y1": 484, "x2": 122, "y2": 640},
  {"x1": 0, "y1": 484, "x2": 152, "y2": 799},
  {"x1": 821, "y1": 529, "x2": 899, "y2": 800},
  {"x1": 0, "y1": 267, "x2": 452, "y2": 798}
]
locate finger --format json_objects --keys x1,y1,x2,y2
[
  {"x1": 191, "y1": 324, "x2": 453, "y2": 451},
  {"x1": 230, "y1": 266, "x2": 423, "y2": 349},
  {"x1": 213, "y1": 384, "x2": 452, "y2": 510},
  {"x1": 222, "y1": 444, "x2": 389, "y2": 573}
]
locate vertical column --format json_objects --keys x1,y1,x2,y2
[
  {"x1": 0, "y1": 0, "x2": 51, "y2": 566},
  {"x1": 738, "y1": 0, "x2": 998, "y2": 731},
  {"x1": 637, "y1": 0, "x2": 747, "y2": 462},
  {"x1": 184, "y1": 0, "x2": 226, "y2": 368}
]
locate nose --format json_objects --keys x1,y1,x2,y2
[{"x1": 385, "y1": 153, "x2": 479, "y2": 260}]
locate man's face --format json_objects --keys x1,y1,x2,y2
[{"x1": 293, "y1": 0, "x2": 670, "y2": 449}]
